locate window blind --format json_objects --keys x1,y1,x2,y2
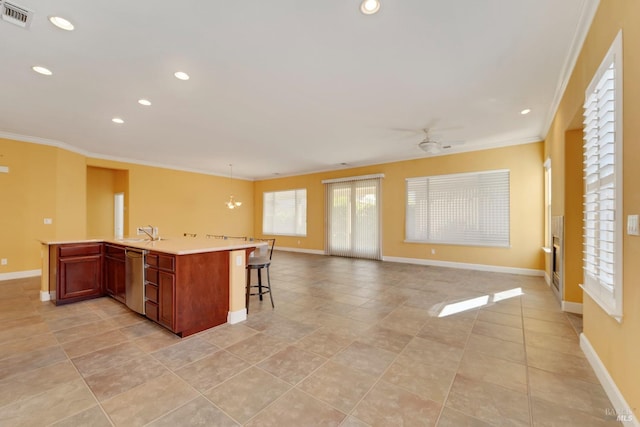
[
  {"x1": 581, "y1": 30, "x2": 623, "y2": 320},
  {"x1": 263, "y1": 189, "x2": 307, "y2": 236},
  {"x1": 406, "y1": 170, "x2": 510, "y2": 247},
  {"x1": 325, "y1": 177, "x2": 382, "y2": 260}
]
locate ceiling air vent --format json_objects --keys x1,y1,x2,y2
[{"x1": 1, "y1": 1, "x2": 33, "y2": 28}]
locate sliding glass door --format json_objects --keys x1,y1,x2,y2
[{"x1": 325, "y1": 176, "x2": 382, "y2": 260}]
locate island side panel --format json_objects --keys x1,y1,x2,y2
[
  {"x1": 174, "y1": 250, "x2": 230, "y2": 336},
  {"x1": 227, "y1": 249, "x2": 252, "y2": 324},
  {"x1": 40, "y1": 244, "x2": 51, "y2": 301}
]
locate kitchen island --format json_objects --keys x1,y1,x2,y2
[{"x1": 40, "y1": 237, "x2": 265, "y2": 337}]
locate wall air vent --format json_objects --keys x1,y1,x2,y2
[{"x1": 1, "y1": 1, "x2": 33, "y2": 28}]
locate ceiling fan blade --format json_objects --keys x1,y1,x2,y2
[
  {"x1": 441, "y1": 140, "x2": 465, "y2": 150},
  {"x1": 389, "y1": 127, "x2": 424, "y2": 135}
]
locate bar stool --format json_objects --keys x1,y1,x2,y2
[{"x1": 246, "y1": 238, "x2": 275, "y2": 313}]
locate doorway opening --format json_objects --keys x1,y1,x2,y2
[{"x1": 114, "y1": 192, "x2": 124, "y2": 239}]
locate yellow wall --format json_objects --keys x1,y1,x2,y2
[
  {"x1": 563, "y1": 129, "x2": 584, "y2": 303},
  {"x1": 0, "y1": 139, "x2": 55, "y2": 273},
  {"x1": 545, "y1": 0, "x2": 640, "y2": 414},
  {"x1": 0, "y1": 139, "x2": 87, "y2": 273},
  {"x1": 86, "y1": 158, "x2": 254, "y2": 239},
  {"x1": 55, "y1": 149, "x2": 87, "y2": 239},
  {"x1": 87, "y1": 167, "x2": 116, "y2": 238},
  {"x1": 254, "y1": 142, "x2": 544, "y2": 270},
  {"x1": 86, "y1": 167, "x2": 129, "y2": 238},
  {"x1": 0, "y1": 139, "x2": 254, "y2": 273}
]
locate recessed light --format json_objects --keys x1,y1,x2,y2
[
  {"x1": 520, "y1": 108, "x2": 531, "y2": 115},
  {"x1": 32, "y1": 66, "x2": 52, "y2": 76},
  {"x1": 49, "y1": 16, "x2": 74, "y2": 31},
  {"x1": 174, "y1": 71, "x2": 190, "y2": 81},
  {"x1": 360, "y1": 0, "x2": 381, "y2": 15},
  {"x1": 112, "y1": 117, "x2": 124, "y2": 124},
  {"x1": 138, "y1": 99, "x2": 151, "y2": 106}
]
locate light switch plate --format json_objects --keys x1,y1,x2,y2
[
  {"x1": 627, "y1": 215, "x2": 639, "y2": 236},
  {"x1": 0, "y1": 166, "x2": 8, "y2": 173},
  {"x1": 44, "y1": 218, "x2": 53, "y2": 225}
]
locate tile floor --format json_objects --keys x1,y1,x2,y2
[{"x1": 0, "y1": 251, "x2": 621, "y2": 426}]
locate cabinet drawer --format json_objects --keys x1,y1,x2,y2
[
  {"x1": 145, "y1": 267, "x2": 158, "y2": 286},
  {"x1": 146, "y1": 253, "x2": 158, "y2": 267},
  {"x1": 158, "y1": 254, "x2": 175, "y2": 271},
  {"x1": 145, "y1": 301, "x2": 158, "y2": 321},
  {"x1": 105, "y1": 244, "x2": 126, "y2": 260},
  {"x1": 145, "y1": 283, "x2": 158, "y2": 303},
  {"x1": 146, "y1": 252, "x2": 175, "y2": 271},
  {"x1": 59, "y1": 243, "x2": 102, "y2": 258}
]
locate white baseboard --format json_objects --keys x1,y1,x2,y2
[
  {"x1": 40, "y1": 291, "x2": 51, "y2": 302},
  {"x1": 276, "y1": 251, "x2": 545, "y2": 278},
  {"x1": 580, "y1": 333, "x2": 639, "y2": 426},
  {"x1": 227, "y1": 309, "x2": 247, "y2": 325},
  {"x1": 382, "y1": 256, "x2": 544, "y2": 277},
  {"x1": 544, "y1": 271, "x2": 551, "y2": 286},
  {"x1": 0, "y1": 269, "x2": 41, "y2": 281},
  {"x1": 562, "y1": 301, "x2": 583, "y2": 314},
  {"x1": 275, "y1": 247, "x2": 325, "y2": 255}
]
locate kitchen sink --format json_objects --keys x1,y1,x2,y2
[{"x1": 117, "y1": 237, "x2": 169, "y2": 243}]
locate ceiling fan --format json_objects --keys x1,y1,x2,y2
[{"x1": 417, "y1": 128, "x2": 462, "y2": 154}]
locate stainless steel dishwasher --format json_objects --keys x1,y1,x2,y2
[{"x1": 125, "y1": 248, "x2": 146, "y2": 314}]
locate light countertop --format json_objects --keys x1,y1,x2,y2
[{"x1": 40, "y1": 236, "x2": 266, "y2": 255}]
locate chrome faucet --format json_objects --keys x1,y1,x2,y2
[{"x1": 140, "y1": 225, "x2": 159, "y2": 241}]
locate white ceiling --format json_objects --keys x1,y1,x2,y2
[{"x1": 0, "y1": 0, "x2": 596, "y2": 180}]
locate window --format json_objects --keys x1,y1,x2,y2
[
  {"x1": 582, "y1": 31, "x2": 623, "y2": 321},
  {"x1": 323, "y1": 174, "x2": 383, "y2": 260},
  {"x1": 406, "y1": 169, "x2": 510, "y2": 247},
  {"x1": 263, "y1": 189, "x2": 307, "y2": 236},
  {"x1": 544, "y1": 159, "x2": 551, "y2": 249}
]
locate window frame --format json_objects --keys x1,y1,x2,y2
[
  {"x1": 580, "y1": 30, "x2": 624, "y2": 322},
  {"x1": 262, "y1": 188, "x2": 307, "y2": 237},
  {"x1": 405, "y1": 169, "x2": 510, "y2": 247}
]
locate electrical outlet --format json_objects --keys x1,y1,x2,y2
[
  {"x1": 627, "y1": 215, "x2": 639, "y2": 236},
  {"x1": 431, "y1": 249, "x2": 436, "y2": 255},
  {"x1": 43, "y1": 218, "x2": 53, "y2": 225},
  {"x1": 1, "y1": 258, "x2": 7, "y2": 265}
]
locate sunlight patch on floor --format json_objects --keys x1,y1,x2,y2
[{"x1": 436, "y1": 287, "x2": 523, "y2": 317}]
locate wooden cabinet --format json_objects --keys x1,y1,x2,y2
[
  {"x1": 46, "y1": 241, "x2": 236, "y2": 336},
  {"x1": 144, "y1": 250, "x2": 230, "y2": 337},
  {"x1": 104, "y1": 244, "x2": 126, "y2": 303},
  {"x1": 158, "y1": 271, "x2": 175, "y2": 329},
  {"x1": 145, "y1": 252, "x2": 175, "y2": 331},
  {"x1": 50, "y1": 243, "x2": 104, "y2": 305}
]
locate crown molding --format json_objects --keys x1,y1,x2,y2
[
  {"x1": 0, "y1": 131, "x2": 255, "y2": 181},
  {"x1": 541, "y1": 0, "x2": 600, "y2": 137}
]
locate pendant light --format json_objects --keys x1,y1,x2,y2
[{"x1": 226, "y1": 164, "x2": 242, "y2": 209}]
